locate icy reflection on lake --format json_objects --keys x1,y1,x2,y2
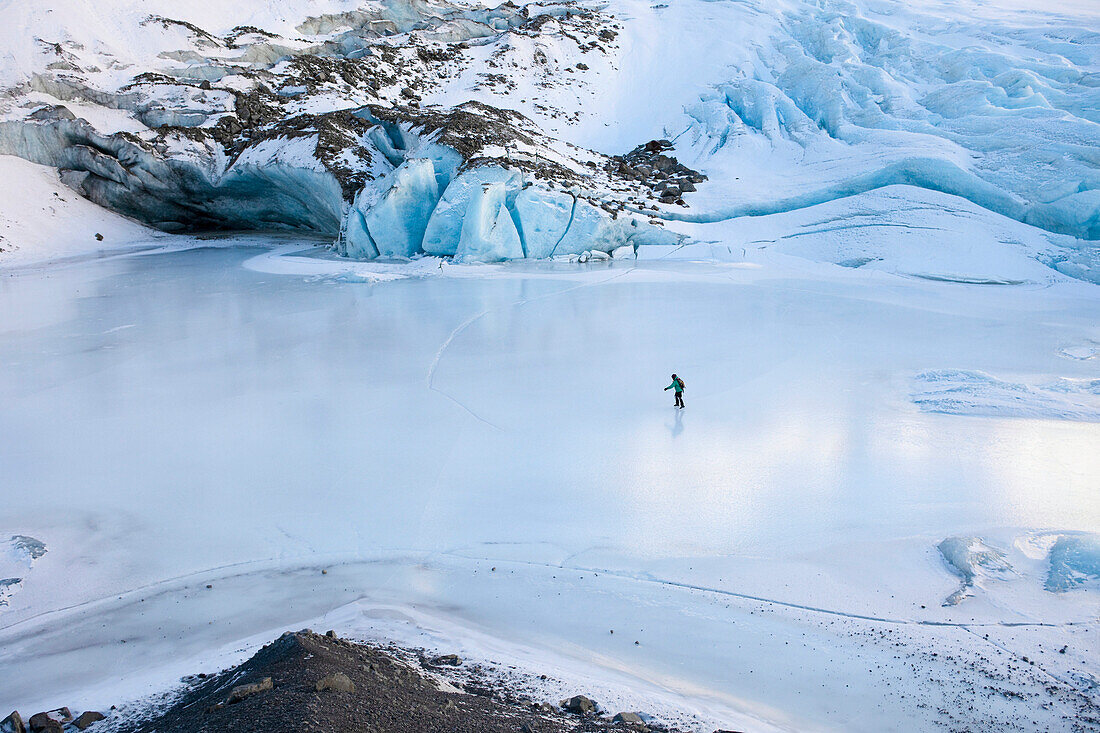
[{"x1": 0, "y1": 245, "x2": 1097, "y2": 730}]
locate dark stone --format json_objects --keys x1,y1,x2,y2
[
  {"x1": 28, "y1": 106, "x2": 76, "y2": 122},
  {"x1": 226, "y1": 677, "x2": 273, "y2": 704},
  {"x1": 72, "y1": 712, "x2": 105, "y2": 730},
  {"x1": 678, "y1": 179, "x2": 696, "y2": 192},
  {"x1": 1, "y1": 711, "x2": 25, "y2": 733},
  {"x1": 40, "y1": 710, "x2": 69, "y2": 726},
  {"x1": 431, "y1": 654, "x2": 461, "y2": 666},
  {"x1": 315, "y1": 672, "x2": 354, "y2": 693},
  {"x1": 613, "y1": 712, "x2": 645, "y2": 724},
  {"x1": 94, "y1": 233, "x2": 104, "y2": 241},
  {"x1": 651, "y1": 154, "x2": 677, "y2": 172},
  {"x1": 26, "y1": 713, "x2": 63, "y2": 733},
  {"x1": 560, "y1": 695, "x2": 596, "y2": 715}
]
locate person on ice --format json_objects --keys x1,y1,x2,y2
[{"x1": 664, "y1": 373, "x2": 685, "y2": 409}]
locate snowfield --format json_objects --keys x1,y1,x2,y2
[{"x1": 0, "y1": 0, "x2": 1098, "y2": 730}]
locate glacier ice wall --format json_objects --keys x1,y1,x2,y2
[
  {"x1": 362, "y1": 159, "x2": 441, "y2": 258},
  {"x1": 456, "y1": 182, "x2": 524, "y2": 262},
  {"x1": 421, "y1": 167, "x2": 522, "y2": 257},
  {"x1": 1, "y1": 107, "x2": 672, "y2": 263}
]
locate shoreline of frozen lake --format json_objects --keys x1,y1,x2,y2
[{"x1": 1, "y1": 241, "x2": 1097, "y2": 731}]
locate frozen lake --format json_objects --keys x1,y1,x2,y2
[{"x1": 1, "y1": 242, "x2": 1098, "y2": 731}]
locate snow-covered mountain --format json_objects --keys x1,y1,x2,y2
[
  {"x1": 2, "y1": 3, "x2": 1099, "y2": 730},
  {"x1": 0, "y1": 0, "x2": 1098, "y2": 272}
]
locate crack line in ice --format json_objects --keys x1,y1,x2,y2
[
  {"x1": 547, "y1": 193, "x2": 578, "y2": 259},
  {"x1": 424, "y1": 267, "x2": 639, "y2": 430},
  {"x1": 426, "y1": 308, "x2": 503, "y2": 432},
  {"x1": 435, "y1": 552, "x2": 1096, "y2": 630}
]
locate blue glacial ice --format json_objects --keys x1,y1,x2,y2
[
  {"x1": 0, "y1": 535, "x2": 47, "y2": 607},
  {"x1": 680, "y1": 2, "x2": 1100, "y2": 241},
  {"x1": 936, "y1": 536, "x2": 1012, "y2": 606},
  {"x1": 511, "y1": 187, "x2": 575, "y2": 259},
  {"x1": 1046, "y1": 533, "x2": 1100, "y2": 593},
  {"x1": 455, "y1": 181, "x2": 524, "y2": 262},
  {"x1": 362, "y1": 159, "x2": 441, "y2": 258},
  {"x1": 422, "y1": 167, "x2": 522, "y2": 257}
]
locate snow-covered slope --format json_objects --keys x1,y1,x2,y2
[
  {"x1": 0, "y1": 0, "x2": 1098, "y2": 274},
  {"x1": 0, "y1": 155, "x2": 162, "y2": 265}
]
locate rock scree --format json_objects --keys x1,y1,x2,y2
[{"x1": 90, "y1": 630, "x2": 726, "y2": 733}]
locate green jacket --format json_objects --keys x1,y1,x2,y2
[{"x1": 666, "y1": 378, "x2": 684, "y2": 393}]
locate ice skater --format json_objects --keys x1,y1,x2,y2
[{"x1": 664, "y1": 373, "x2": 685, "y2": 409}]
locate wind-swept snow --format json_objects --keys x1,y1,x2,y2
[{"x1": 911, "y1": 370, "x2": 1100, "y2": 421}]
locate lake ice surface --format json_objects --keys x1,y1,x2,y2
[{"x1": 0, "y1": 243, "x2": 1098, "y2": 731}]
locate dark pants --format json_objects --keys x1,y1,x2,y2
[{"x1": 674, "y1": 391, "x2": 684, "y2": 408}]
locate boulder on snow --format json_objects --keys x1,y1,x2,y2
[
  {"x1": 1, "y1": 711, "x2": 25, "y2": 733},
  {"x1": 72, "y1": 712, "x2": 105, "y2": 730},
  {"x1": 613, "y1": 711, "x2": 646, "y2": 724},
  {"x1": 27, "y1": 710, "x2": 66, "y2": 733},
  {"x1": 559, "y1": 695, "x2": 597, "y2": 715},
  {"x1": 431, "y1": 654, "x2": 462, "y2": 666}
]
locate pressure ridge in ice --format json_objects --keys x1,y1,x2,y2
[
  {"x1": 911, "y1": 370, "x2": 1100, "y2": 422},
  {"x1": 0, "y1": 535, "x2": 47, "y2": 607},
  {"x1": 1046, "y1": 534, "x2": 1100, "y2": 593},
  {"x1": 937, "y1": 532, "x2": 1100, "y2": 605},
  {"x1": 937, "y1": 537, "x2": 1012, "y2": 606}
]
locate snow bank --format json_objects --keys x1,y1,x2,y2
[{"x1": 0, "y1": 155, "x2": 160, "y2": 266}]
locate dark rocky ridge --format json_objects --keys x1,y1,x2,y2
[{"x1": 75, "y1": 630, "x2": 724, "y2": 733}]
